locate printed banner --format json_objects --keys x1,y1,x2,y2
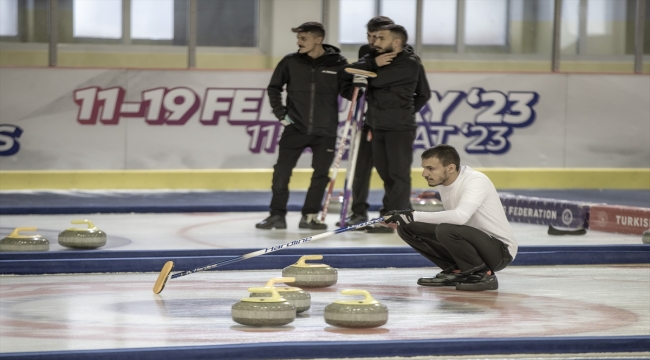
[
  {"x1": 589, "y1": 204, "x2": 650, "y2": 235},
  {"x1": 0, "y1": 68, "x2": 648, "y2": 170},
  {"x1": 499, "y1": 194, "x2": 590, "y2": 228}
]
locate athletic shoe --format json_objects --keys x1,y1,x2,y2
[
  {"x1": 367, "y1": 223, "x2": 394, "y2": 233},
  {"x1": 547, "y1": 225, "x2": 587, "y2": 236},
  {"x1": 336, "y1": 213, "x2": 369, "y2": 227},
  {"x1": 255, "y1": 215, "x2": 286, "y2": 230},
  {"x1": 456, "y1": 272, "x2": 498, "y2": 291},
  {"x1": 299, "y1": 214, "x2": 327, "y2": 230},
  {"x1": 418, "y1": 272, "x2": 467, "y2": 287}
]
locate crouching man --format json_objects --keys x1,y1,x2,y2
[{"x1": 383, "y1": 144, "x2": 517, "y2": 291}]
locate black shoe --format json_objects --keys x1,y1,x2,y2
[
  {"x1": 299, "y1": 214, "x2": 327, "y2": 230},
  {"x1": 367, "y1": 223, "x2": 394, "y2": 233},
  {"x1": 255, "y1": 215, "x2": 286, "y2": 230},
  {"x1": 548, "y1": 225, "x2": 587, "y2": 236},
  {"x1": 456, "y1": 272, "x2": 498, "y2": 291},
  {"x1": 418, "y1": 272, "x2": 467, "y2": 287},
  {"x1": 336, "y1": 213, "x2": 369, "y2": 227}
]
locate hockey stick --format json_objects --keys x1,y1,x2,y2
[
  {"x1": 153, "y1": 216, "x2": 386, "y2": 294},
  {"x1": 320, "y1": 68, "x2": 377, "y2": 222}
]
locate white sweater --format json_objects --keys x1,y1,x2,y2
[{"x1": 413, "y1": 166, "x2": 518, "y2": 259}]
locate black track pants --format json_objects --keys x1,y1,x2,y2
[
  {"x1": 351, "y1": 126, "x2": 374, "y2": 217},
  {"x1": 270, "y1": 126, "x2": 336, "y2": 217},
  {"x1": 372, "y1": 129, "x2": 415, "y2": 213},
  {"x1": 397, "y1": 222, "x2": 513, "y2": 274}
]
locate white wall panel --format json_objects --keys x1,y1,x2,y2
[
  {"x1": 565, "y1": 74, "x2": 650, "y2": 168},
  {"x1": 0, "y1": 68, "x2": 127, "y2": 170}
]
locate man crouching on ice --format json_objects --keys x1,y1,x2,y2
[{"x1": 383, "y1": 144, "x2": 517, "y2": 291}]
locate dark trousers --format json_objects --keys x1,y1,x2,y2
[
  {"x1": 270, "y1": 126, "x2": 336, "y2": 217},
  {"x1": 397, "y1": 222, "x2": 513, "y2": 274},
  {"x1": 372, "y1": 129, "x2": 415, "y2": 214},
  {"x1": 351, "y1": 126, "x2": 373, "y2": 217}
]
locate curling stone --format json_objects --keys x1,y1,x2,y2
[
  {"x1": 231, "y1": 287, "x2": 296, "y2": 326},
  {"x1": 58, "y1": 220, "x2": 106, "y2": 249},
  {"x1": 324, "y1": 289, "x2": 388, "y2": 328},
  {"x1": 328, "y1": 191, "x2": 344, "y2": 213},
  {"x1": 410, "y1": 190, "x2": 444, "y2": 212},
  {"x1": 0, "y1": 227, "x2": 49, "y2": 252},
  {"x1": 249, "y1": 277, "x2": 311, "y2": 313},
  {"x1": 282, "y1": 255, "x2": 337, "y2": 288},
  {"x1": 643, "y1": 230, "x2": 650, "y2": 244}
]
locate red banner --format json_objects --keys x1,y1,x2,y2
[{"x1": 589, "y1": 205, "x2": 650, "y2": 235}]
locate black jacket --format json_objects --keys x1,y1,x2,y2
[
  {"x1": 267, "y1": 44, "x2": 351, "y2": 137},
  {"x1": 358, "y1": 44, "x2": 372, "y2": 59},
  {"x1": 343, "y1": 45, "x2": 431, "y2": 131}
]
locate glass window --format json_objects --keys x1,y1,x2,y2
[
  {"x1": 339, "y1": 0, "x2": 375, "y2": 44},
  {"x1": 0, "y1": 0, "x2": 18, "y2": 36},
  {"x1": 380, "y1": 0, "x2": 416, "y2": 41},
  {"x1": 73, "y1": 0, "x2": 122, "y2": 39},
  {"x1": 560, "y1": 0, "x2": 580, "y2": 51},
  {"x1": 465, "y1": 0, "x2": 508, "y2": 46},
  {"x1": 586, "y1": 0, "x2": 608, "y2": 35},
  {"x1": 131, "y1": 0, "x2": 174, "y2": 40},
  {"x1": 422, "y1": 0, "x2": 456, "y2": 45},
  {"x1": 196, "y1": 0, "x2": 258, "y2": 47}
]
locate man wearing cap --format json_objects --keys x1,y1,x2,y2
[{"x1": 256, "y1": 22, "x2": 353, "y2": 230}]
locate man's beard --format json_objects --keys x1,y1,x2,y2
[{"x1": 377, "y1": 44, "x2": 394, "y2": 54}]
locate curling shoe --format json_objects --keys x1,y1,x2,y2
[
  {"x1": 255, "y1": 215, "x2": 286, "y2": 230},
  {"x1": 456, "y1": 272, "x2": 498, "y2": 291},
  {"x1": 336, "y1": 213, "x2": 368, "y2": 228},
  {"x1": 299, "y1": 214, "x2": 327, "y2": 230},
  {"x1": 418, "y1": 271, "x2": 467, "y2": 287}
]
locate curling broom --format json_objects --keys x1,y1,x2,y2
[{"x1": 153, "y1": 216, "x2": 386, "y2": 294}]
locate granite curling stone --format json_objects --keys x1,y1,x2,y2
[
  {"x1": 249, "y1": 277, "x2": 311, "y2": 313},
  {"x1": 327, "y1": 191, "x2": 344, "y2": 213},
  {"x1": 282, "y1": 255, "x2": 337, "y2": 288},
  {"x1": 643, "y1": 230, "x2": 650, "y2": 244},
  {"x1": 0, "y1": 227, "x2": 49, "y2": 252},
  {"x1": 231, "y1": 287, "x2": 296, "y2": 326},
  {"x1": 324, "y1": 289, "x2": 388, "y2": 328},
  {"x1": 410, "y1": 190, "x2": 444, "y2": 212},
  {"x1": 58, "y1": 219, "x2": 107, "y2": 249}
]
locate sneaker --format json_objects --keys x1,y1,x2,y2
[
  {"x1": 418, "y1": 272, "x2": 467, "y2": 287},
  {"x1": 255, "y1": 215, "x2": 286, "y2": 230},
  {"x1": 367, "y1": 223, "x2": 394, "y2": 233},
  {"x1": 456, "y1": 272, "x2": 498, "y2": 291},
  {"x1": 299, "y1": 214, "x2": 327, "y2": 230},
  {"x1": 336, "y1": 213, "x2": 368, "y2": 227}
]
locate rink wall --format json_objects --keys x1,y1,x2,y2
[{"x1": 0, "y1": 67, "x2": 648, "y2": 190}]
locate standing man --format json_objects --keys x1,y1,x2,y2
[
  {"x1": 339, "y1": 16, "x2": 394, "y2": 228},
  {"x1": 383, "y1": 144, "x2": 517, "y2": 291},
  {"x1": 344, "y1": 25, "x2": 431, "y2": 233},
  {"x1": 256, "y1": 22, "x2": 351, "y2": 230}
]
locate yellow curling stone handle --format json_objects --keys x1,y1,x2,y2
[
  {"x1": 66, "y1": 219, "x2": 98, "y2": 231},
  {"x1": 333, "y1": 289, "x2": 380, "y2": 305},
  {"x1": 263, "y1": 277, "x2": 301, "y2": 292},
  {"x1": 7, "y1": 227, "x2": 41, "y2": 239},
  {"x1": 292, "y1": 254, "x2": 328, "y2": 268},
  {"x1": 241, "y1": 287, "x2": 287, "y2": 303}
]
